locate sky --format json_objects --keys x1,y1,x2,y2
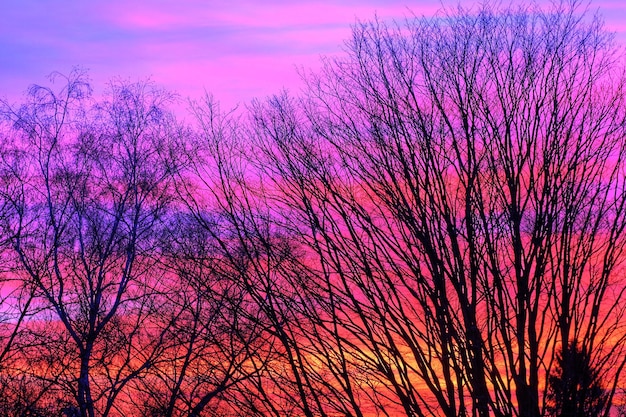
[{"x1": 1, "y1": 0, "x2": 626, "y2": 111}]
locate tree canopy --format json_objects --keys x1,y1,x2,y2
[{"x1": 1, "y1": 2, "x2": 625, "y2": 417}]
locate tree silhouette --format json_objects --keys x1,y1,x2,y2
[
  {"x1": 0, "y1": 70, "x2": 185, "y2": 417},
  {"x1": 1, "y1": 2, "x2": 626, "y2": 417},
  {"x1": 546, "y1": 341, "x2": 609, "y2": 417},
  {"x1": 239, "y1": 2, "x2": 626, "y2": 416}
]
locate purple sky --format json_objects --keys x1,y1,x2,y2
[{"x1": 1, "y1": 0, "x2": 625, "y2": 110}]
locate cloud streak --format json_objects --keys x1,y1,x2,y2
[{"x1": 1, "y1": 0, "x2": 624, "y2": 108}]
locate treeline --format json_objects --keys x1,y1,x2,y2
[{"x1": 1, "y1": 3, "x2": 626, "y2": 417}]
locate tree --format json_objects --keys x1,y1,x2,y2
[
  {"x1": 546, "y1": 340, "x2": 608, "y2": 417},
  {"x1": 0, "y1": 70, "x2": 184, "y2": 417},
  {"x1": 0, "y1": 73, "x2": 276, "y2": 417},
  {"x1": 239, "y1": 2, "x2": 626, "y2": 416},
  {"x1": 130, "y1": 211, "x2": 271, "y2": 417},
  {"x1": 175, "y1": 96, "x2": 323, "y2": 417},
  {"x1": 1, "y1": 2, "x2": 626, "y2": 416}
]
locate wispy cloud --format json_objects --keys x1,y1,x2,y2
[{"x1": 1, "y1": 0, "x2": 624, "y2": 108}]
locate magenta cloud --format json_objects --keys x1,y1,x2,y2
[{"x1": 1, "y1": 0, "x2": 624, "y2": 110}]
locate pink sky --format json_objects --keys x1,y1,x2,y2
[{"x1": 1, "y1": 0, "x2": 625, "y2": 111}]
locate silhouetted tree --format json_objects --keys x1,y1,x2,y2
[
  {"x1": 2, "y1": 2, "x2": 626, "y2": 417},
  {"x1": 241, "y1": 2, "x2": 626, "y2": 416},
  {"x1": 0, "y1": 69, "x2": 184, "y2": 417},
  {"x1": 546, "y1": 341, "x2": 608, "y2": 417},
  {"x1": 175, "y1": 96, "x2": 321, "y2": 417},
  {"x1": 130, "y1": 211, "x2": 271, "y2": 417}
]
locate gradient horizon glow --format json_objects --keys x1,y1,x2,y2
[{"x1": 1, "y1": 0, "x2": 626, "y2": 111}]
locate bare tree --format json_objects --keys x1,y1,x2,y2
[
  {"x1": 174, "y1": 97, "x2": 352, "y2": 417},
  {"x1": 2, "y1": 3, "x2": 625, "y2": 417},
  {"x1": 0, "y1": 70, "x2": 183, "y2": 417},
  {"x1": 242, "y1": 2, "x2": 626, "y2": 417},
  {"x1": 130, "y1": 210, "x2": 272, "y2": 417}
]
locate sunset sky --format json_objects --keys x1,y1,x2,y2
[{"x1": 1, "y1": 0, "x2": 626, "y2": 110}]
